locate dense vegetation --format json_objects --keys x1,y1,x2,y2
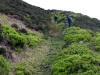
[
  {"x1": 64, "y1": 27, "x2": 92, "y2": 43},
  {"x1": 14, "y1": 62, "x2": 36, "y2": 75},
  {"x1": 0, "y1": 55, "x2": 10, "y2": 75},
  {"x1": 51, "y1": 27, "x2": 100, "y2": 75},
  {"x1": 0, "y1": 23, "x2": 43, "y2": 51},
  {"x1": 0, "y1": 23, "x2": 43, "y2": 74},
  {"x1": 91, "y1": 32, "x2": 100, "y2": 51}
]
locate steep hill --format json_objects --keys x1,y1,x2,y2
[
  {"x1": 1, "y1": 0, "x2": 100, "y2": 75},
  {"x1": 0, "y1": 0, "x2": 51, "y2": 31},
  {"x1": 1, "y1": 0, "x2": 100, "y2": 32}
]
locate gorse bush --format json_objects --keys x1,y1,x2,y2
[
  {"x1": 64, "y1": 27, "x2": 92, "y2": 43},
  {"x1": 9, "y1": 34, "x2": 27, "y2": 48},
  {"x1": 1, "y1": 24, "x2": 18, "y2": 35},
  {"x1": 51, "y1": 55, "x2": 100, "y2": 75},
  {"x1": 91, "y1": 32, "x2": 100, "y2": 51},
  {"x1": 0, "y1": 24, "x2": 27, "y2": 48},
  {"x1": 21, "y1": 30, "x2": 43, "y2": 46},
  {"x1": 15, "y1": 62, "x2": 36, "y2": 75},
  {"x1": 0, "y1": 55, "x2": 10, "y2": 75},
  {"x1": 95, "y1": 32, "x2": 100, "y2": 37},
  {"x1": 26, "y1": 30, "x2": 43, "y2": 38},
  {"x1": 51, "y1": 44, "x2": 100, "y2": 75},
  {"x1": 26, "y1": 35, "x2": 42, "y2": 46},
  {"x1": 0, "y1": 24, "x2": 43, "y2": 50},
  {"x1": 58, "y1": 44, "x2": 93, "y2": 57}
]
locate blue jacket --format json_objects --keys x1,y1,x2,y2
[
  {"x1": 67, "y1": 16, "x2": 72, "y2": 27},
  {"x1": 54, "y1": 16, "x2": 58, "y2": 21}
]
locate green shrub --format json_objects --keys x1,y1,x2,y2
[
  {"x1": 26, "y1": 35, "x2": 41, "y2": 46},
  {"x1": 1, "y1": 24, "x2": 18, "y2": 35},
  {"x1": 23, "y1": 30, "x2": 43, "y2": 46},
  {"x1": 9, "y1": 34, "x2": 27, "y2": 48},
  {"x1": 51, "y1": 55, "x2": 100, "y2": 75},
  {"x1": 1, "y1": 24, "x2": 27, "y2": 48},
  {"x1": 91, "y1": 32, "x2": 100, "y2": 51},
  {"x1": 58, "y1": 44, "x2": 93, "y2": 58},
  {"x1": 64, "y1": 27, "x2": 92, "y2": 43},
  {"x1": 27, "y1": 30, "x2": 43, "y2": 38},
  {"x1": 95, "y1": 32, "x2": 100, "y2": 37},
  {"x1": 51, "y1": 43, "x2": 100, "y2": 75},
  {"x1": 0, "y1": 24, "x2": 43, "y2": 49},
  {"x1": 0, "y1": 55, "x2": 10, "y2": 75},
  {"x1": 91, "y1": 36, "x2": 100, "y2": 51},
  {"x1": 15, "y1": 62, "x2": 36, "y2": 75}
]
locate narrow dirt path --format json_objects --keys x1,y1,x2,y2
[{"x1": 20, "y1": 42, "x2": 50, "y2": 67}]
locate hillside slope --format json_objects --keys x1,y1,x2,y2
[
  {"x1": 0, "y1": 0, "x2": 51, "y2": 31},
  {"x1": 1, "y1": 0, "x2": 100, "y2": 32},
  {"x1": 49, "y1": 10, "x2": 100, "y2": 31},
  {"x1": 1, "y1": 0, "x2": 100, "y2": 75}
]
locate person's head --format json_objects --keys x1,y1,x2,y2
[{"x1": 67, "y1": 16, "x2": 71, "y2": 18}]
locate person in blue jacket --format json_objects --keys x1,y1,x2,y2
[
  {"x1": 67, "y1": 16, "x2": 72, "y2": 27},
  {"x1": 54, "y1": 15, "x2": 58, "y2": 24}
]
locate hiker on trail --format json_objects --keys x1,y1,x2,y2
[
  {"x1": 54, "y1": 15, "x2": 58, "y2": 24},
  {"x1": 67, "y1": 16, "x2": 72, "y2": 27}
]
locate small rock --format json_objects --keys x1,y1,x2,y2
[{"x1": 79, "y1": 41, "x2": 83, "y2": 44}]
